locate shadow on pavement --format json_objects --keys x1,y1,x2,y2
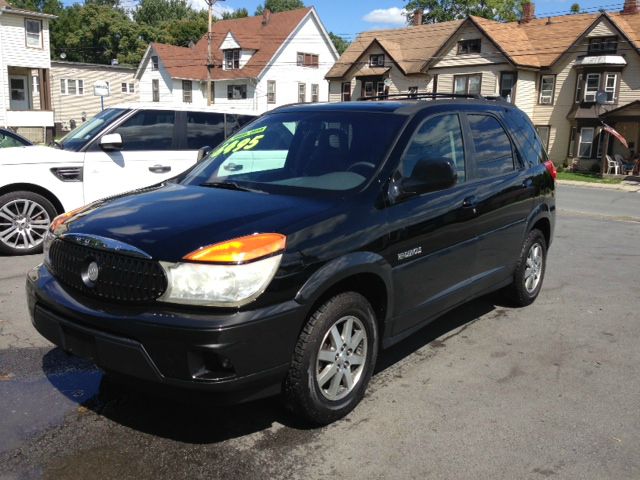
[{"x1": 41, "y1": 294, "x2": 501, "y2": 444}]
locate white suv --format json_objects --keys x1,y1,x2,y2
[{"x1": 0, "y1": 104, "x2": 255, "y2": 255}]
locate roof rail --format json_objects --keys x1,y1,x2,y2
[{"x1": 356, "y1": 92, "x2": 484, "y2": 102}]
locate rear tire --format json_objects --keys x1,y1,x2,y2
[
  {"x1": 0, "y1": 191, "x2": 56, "y2": 256},
  {"x1": 504, "y1": 229, "x2": 547, "y2": 307},
  {"x1": 283, "y1": 292, "x2": 378, "y2": 425}
]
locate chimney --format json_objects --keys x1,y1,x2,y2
[
  {"x1": 413, "y1": 9, "x2": 423, "y2": 26},
  {"x1": 262, "y1": 8, "x2": 271, "y2": 25},
  {"x1": 622, "y1": 0, "x2": 639, "y2": 14},
  {"x1": 521, "y1": 2, "x2": 535, "y2": 23}
]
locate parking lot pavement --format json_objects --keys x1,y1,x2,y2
[{"x1": 1, "y1": 209, "x2": 639, "y2": 479}]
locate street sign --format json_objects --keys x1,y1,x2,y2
[{"x1": 94, "y1": 81, "x2": 110, "y2": 97}]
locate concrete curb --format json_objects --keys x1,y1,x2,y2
[{"x1": 557, "y1": 179, "x2": 640, "y2": 193}]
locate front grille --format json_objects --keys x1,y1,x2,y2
[{"x1": 48, "y1": 239, "x2": 167, "y2": 303}]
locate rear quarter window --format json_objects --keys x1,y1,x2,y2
[
  {"x1": 467, "y1": 114, "x2": 515, "y2": 178},
  {"x1": 507, "y1": 109, "x2": 547, "y2": 166}
]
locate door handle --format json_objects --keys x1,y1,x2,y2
[
  {"x1": 522, "y1": 178, "x2": 534, "y2": 188},
  {"x1": 223, "y1": 162, "x2": 243, "y2": 172},
  {"x1": 461, "y1": 196, "x2": 478, "y2": 217},
  {"x1": 148, "y1": 165, "x2": 171, "y2": 174}
]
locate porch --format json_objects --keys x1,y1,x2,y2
[{"x1": 5, "y1": 66, "x2": 54, "y2": 143}]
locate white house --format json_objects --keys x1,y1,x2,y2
[
  {"x1": 135, "y1": 7, "x2": 338, "y2": 114},
  {"x1": 0, "y1": 0, "x2": 55, "y2": 143}
]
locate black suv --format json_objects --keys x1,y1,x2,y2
[{"x1": 27, "y1": 96, "x2": 556, "y2": 425}]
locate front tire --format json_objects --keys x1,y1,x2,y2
[
  {"x1": 504, "y1": 229, "x2": 547, "y2": 306},
  {"x1": 0, "y1": 191, "x2": 56, "y2": 255},
  {"x1": 284, "y1": 292, "x2": 378, "y2": 425}
]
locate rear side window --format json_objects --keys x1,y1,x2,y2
[
  {"x1": 186, "y1": 111, "x2": 225, "y2": 150},
  {"x1": 400, "y1": 114, "x2": 465, "y2": 183},
  {"x1": 467, "y1": 114, "x2": 514, "y2": 177},
  {"x1": 114, "y1": 110, "x2": 175, "y2": 151},
  {"x1": 508, "y1": 110, "x2": 547, "y2": 166}
]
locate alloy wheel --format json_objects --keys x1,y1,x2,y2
[
  {"x1": 316, "y1": 315, "x2": 368, "y2": 401},
  {"x1": 0, "y1": 199, "x2": 51, "y2": 250},
  {"x1": 524, "y1": 242, "x2": 543, "y2": 293}
]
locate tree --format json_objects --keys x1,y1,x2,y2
[
  {"x1": 133, "y1": 0, "x2": 191, "y2": 27},
  {"x1": 329, "y1": 32, "x2": 350, "y2": 55},
  {"x1": 255, "y1": 0, "x2": 304, "y2": 16},
  {"x1": 570, "y1": 3, "x2": 580, "y2": 13},
  {"x1": 222, "y1": 7, "x2": 249, "y2": 19},
  {"x1": 7, "y1": 0, "x2": 62, "y2": 15},
  {"x1": 405, "y1": 0, "x2": 522, "y2": 24}
]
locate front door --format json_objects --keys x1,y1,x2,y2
[
  {"x1": 82, "y1": 109, "x2": 193, "y2": 203},
  {"x1": 383, "y1": 112, "x2": 480, "y2": 335},
  {"x1": 9, "y1": 76, "x2": 30, "y2": 111}
]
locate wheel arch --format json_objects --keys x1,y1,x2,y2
[
  {"x1": 525, "y1": 203, "x2": 553, "y2": 248},
  {"x1": 0, "y1": 183, "x2": 65, "y2": 215},
  {"x1": 295, "y1": 252, "x2": 394, "y2": 341}
]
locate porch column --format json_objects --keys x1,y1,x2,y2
[
  {"x1": 601, "y1": 131, "x2": 610, "y2": 175},
  {"x1": 39, "y1": 69, "x2": 52, "y2": 111}
]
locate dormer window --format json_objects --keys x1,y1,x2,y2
[
  {"x1": 225, "y1": 49, "x2": 240, "y2": 70},
  {"x1": 369, "y1": 54, "x2": 384, "y2": 67},
  {"x1": 588, "y1": 36, "x2": 617, "y2": 55},
  {"x1": 457, "y1": 39, "x2": 481, "y2": 55}
]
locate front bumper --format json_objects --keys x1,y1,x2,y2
[{"x1": 26, "y1": 264, "x2": 306, "y2": 403}]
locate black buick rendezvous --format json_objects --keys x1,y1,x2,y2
[{"x1": 27, "y1": 96, "x2": 556, "y2": 424}]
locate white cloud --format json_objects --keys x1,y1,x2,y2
[
  {"x1": 362, "y1": 7, "x2": 407, "y2": 26},
  {"x1": 188, "y1": 0, "x2": 236, "y2": 18}
]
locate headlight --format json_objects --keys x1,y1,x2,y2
[{"x1": 158, "y1": 233, "x2": 286, "y2": 307}]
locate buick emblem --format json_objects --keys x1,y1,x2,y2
[{"x1": 82, "y1": 260, "x2": 100, "y2": 287}]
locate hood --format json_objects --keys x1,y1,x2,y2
[
  {"x1": 60, "y1": 182, "x2": 338, "y2": 261},
  {"x1": 0, "y1": 145, "x2": 82, "y2": 166}
]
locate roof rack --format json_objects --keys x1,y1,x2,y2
[{"x1": 356, "y1": 92, "x2": 510, "y2": 103}]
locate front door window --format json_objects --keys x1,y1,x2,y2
[{"x1": 9, "y1": 76, "x2": 30, "y2": 111}]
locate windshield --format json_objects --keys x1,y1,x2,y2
[
  {"x1": 180, "y1": 111, "x2": 406, "y2": 194},
  {"x1": 59, "y1": 108, "x2": 128, "y2": 151}
]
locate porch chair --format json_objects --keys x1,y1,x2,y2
[
  {"x1": 614, "y1": 153, "x2": 634, "y2": 175},
  {"x1": 606, "y1": 155, "x2": 620, "y2": 175}
]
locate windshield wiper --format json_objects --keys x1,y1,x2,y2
[{"x1": 200, "y1": 181, "x2": 266, "y2": 194}]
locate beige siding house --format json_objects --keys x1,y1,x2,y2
[
  {"x1": 0, "y1": 0, "x2": 55, "y2": 143},
  {"x1": 50, "y1": 61, "x2": 137, "y2": 132},
  {"x1": 326, "y1": 1, "x2": 640, "y2": 170}
]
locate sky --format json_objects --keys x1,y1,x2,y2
[{"x1": 64, "y1": 0, "x2": 629, "y2": 41}]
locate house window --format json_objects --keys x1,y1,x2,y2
[
  {"x1": 311, "y1": 83, "x2": 319, "y2": 103},
  {"x1": 369, "y1": 54, "x2": 384, "y2": 67},
  {"x1": 535, "y1": 125, "x2": 550, "y2": 151},
  {"x1": 227, "y1": 84, "x2": 247, "y2": 100},
  {"x1": 267, "y1": 80, "x2": 276, "y2": 104},
  {"x1": 121, "y1": 83, "x2": 127, "y2": 93},
  {"x1": 129, "y1": 83, "x2": 135, "y2": 93},
  {"x1": 60, "y1": 79, "x2": 83, "y2": 96},
  {"x1": 32, "y1": 75, "x2": 40, "y2": 95},
  {"x1": 364, "y1": 82, "x2": 374, "y2": 98},
  {"x1": 297, "y1": 52, "x2": 319, "y2": 68},
  {"x1": 568, "y1": 127, "x2": 577, "y2": 156},
  {"x1": 376, "y1": 82, "x2": 385, "y2": 97},
  {"x1": 122, "y1": 83, "x2": 135, "y2": 94},
  {"x1": 584, "y1": 73, "x2": 600, "y2": 102},
  {"x1": 604, "y1": 73, "x2": 617, "y2": 103},
  {"x1": 152, "y1": 79, "x2": 159, "y2": 102},
  {"x1": 341, "y1": 82, "x2": 351, "y2": 101},
  {"x1": 539, "y1": 75, "x2": 555, "y2": 105},
  {"x1": 500, "y1": 72, "x2": 516, "y2": 102},
  {"x1": 457, "y1": 39, "x2": 481, "y2": 55},
  {"x1": 152, "y1": 55, "x2": 159, "y2": 71},
  {"x1": 578, "y1": 127, "x2": 595, "y2": 158},
  {"x1": 225, "y1": 49, "x2": 240, "y2": 70},
  {"x1": 588, "y1": 36, "x2": 617, "y2": 54},
  {"x1": 182, "y1": 80, "x2": 192, "y2": 103},
  {"x1": 298, "y1": 83, "x2": 306, "y2": 102},
  {"x1": 453, "y1": 74, "x2": 481, "y2": 95},
  {"x1": 408, "y1": 86, "x2": 418, "y2": 98},
  {"x1": 25, "y1": 19, "x2": 42, "y2": 48},
  {"x1": 575, "y1": 74, "x2": 583, "y2": 103}
]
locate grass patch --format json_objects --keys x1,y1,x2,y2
[{"x1": 557, "y1": 171, "x2": 623, "y2": 184}]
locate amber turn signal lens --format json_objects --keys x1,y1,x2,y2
[
  {"x1": 50, "y1": 206, "x2": 87, "y2": 232},
  {"x1": 184, "y1": 233, "x2": 286, "y2": 263}
]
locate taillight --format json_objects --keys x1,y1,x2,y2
[{"x1": 544, "y1": 160, "x2": 557, "y2": 180}]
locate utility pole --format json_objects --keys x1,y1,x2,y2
[{"x1": 204, "y1": 0, "x2": 223, "y2": 106}]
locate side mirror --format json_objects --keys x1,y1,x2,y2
[
  {"x1": 197, "y1": 146, "x2": 212, "y2": 162},
  {"x1": 100, "y1": 133, "x2": 123, "y2": 151},
  {"x1": 397, "y1": 157, "x2": 458, "y2": 198}
]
